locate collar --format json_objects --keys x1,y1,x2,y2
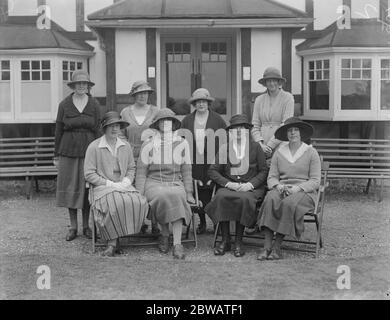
[
  {"x1": 98, "y1": 135, "x2": 126, "y2": 156},
  {"x1": 278, "y1": 141, "x2": 310, "y2": 163}
]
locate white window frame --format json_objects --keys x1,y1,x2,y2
[
  {"x1": 303, "y1": 54, "x2": 334, "y2": 120},
  {"x1": 378, "y1": 54, "x2": 390, "y2": 121},
  {"x1": 335, "y1": 54, "x2": 377, "y2": 121},
  {"x1": 0, "y1": 58, "x2": 14, "y2": 122}
]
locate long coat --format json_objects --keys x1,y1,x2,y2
[
  {"x1": 181, "y1": 110, "x2": 226, "y2": 184},
  {"x1": 205, "y1": 139, "x2": 268, "y2": 226}
]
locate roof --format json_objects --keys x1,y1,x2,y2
[
  {"x1": 297, "y1": 19, "x2": 390, "y2": 52},
  {"x1": 88, "y1": 0, "x2": 308, "y2": 20},
  {"x1": 0, "y1": 17, "x2": 94, "y2": 51}
]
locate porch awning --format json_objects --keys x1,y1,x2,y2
[{"x1": 87, "y1": 0, "x2": 311, "y2": 28}]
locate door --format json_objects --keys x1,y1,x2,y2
[{"x1": 161, "y1": 36, "x2": 232, "y2": 121}]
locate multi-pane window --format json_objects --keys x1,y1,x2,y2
[
  {"x1": 381, "y1": 59, "x2": 390, "y2": 110},
  {"x1": 201, "y1": 42, "x2": 227, "y2": 62},
  {"x1": 1, "y1": 60, "x2": 10, "y2": 80},
  {"x1": 62, "y1": 61, "x2": 83, "y2": 81},
  {"x1": 308, "y1": 59, "x2": 330, "y2": 110},
  {"x1": 0, "y1": 60, "x2": 11, "y2": 113},
  {"x1": 165, "y1": 43, "x2": 191, "y2": 62},
  {"x1": 341, "y1": 58, "x2": 371, "y2": 110},
  {"x1": 21, "y1": 60, "x2": 51, "y2": 81}
]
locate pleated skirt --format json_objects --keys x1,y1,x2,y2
[
  {"x1": 91, "y1": 190, "x2": 149, "y2": 241},
  {"x1": 56, "y1": 156, "x2": 87, "y2": 209},
  {"x1": 257, "y1": 189, "x2": 315, "y2": 239},
  {"x1": 144, "y1": 182, "x2": 192, "y2": 226},
  {"x1": 205, "y1": 187, "x2": 265, "y2": 227}
]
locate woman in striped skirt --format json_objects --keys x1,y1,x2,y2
[{"x1": 84, "y1": 111, "x2": 149, "y2": 256}]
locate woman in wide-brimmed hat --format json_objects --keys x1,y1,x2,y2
[
  {"x1": 54, "y1": 70, "x2": 101, "y2": 242},
  {"x1": 205, "y1": 114, "x2": 268, "y2": 257},
  {"x1": 245, "y1": 67, "x2": 295, "y2": 235},
  {"x1": 120, "y1": 80, "x2": 159, "y2": 234},
  {"x1": 84, "y1": 111, "x2": 149, "y2": 257},
  {"x1": 135, "y1": 108, "x2": 196, "y2": 260},
  {"x1": 181, "y1": 88, "x2": 227, "y2": 234},
  {"x1": 256, "y1": 117, "x2": 321, "y2": 261}
]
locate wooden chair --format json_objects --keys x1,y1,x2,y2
[
  {"x1": 90, "y1": 179, "x2": 200, "y2": 253},
  {"x1": 212, "y1": 161, "x2": 330, "y2": 258}
]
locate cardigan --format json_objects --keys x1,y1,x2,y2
[
  {"x1": 251, "y1": 89, "x2": 294, "y2": 149},
  {"x1": 120, "y1": 104, "x2": 159, "y2": 159},
  {"x1": 208, "y1": 139, "x2": 268, "y2": 189},
  {"x1": 267, "y1": 142, "x2": 321, "y2": 201},
  {"x1": 54, "y1": 93, "x2": 101, "y2": 158},
  {"x1": 84, "y1": 136, "x2": 136, "y2": 201},
  {"x1": 135, "y1": 137, "x2": 193, "y2": 195},
  {"x1": 181, "y1": 109, "x2": 227, "y2": 183}
]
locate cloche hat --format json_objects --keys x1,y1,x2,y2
[
  {"x1": 130, "y1": 80, "x2": 154, "y2": 96},
  {"x1": 101, "y1": 111, "x2": 129, "y2": 130},
  {"x1": 274, "y1": 117, "x2": 314, "y2": 141},
  {"x1": 67, "y1": 70, "x2": 95, "y2": 88},
  {"x1": 188, "y1": 88, "x2": 215, "y2": 105},
  {"x1": 258, "y1": 67, "x2": 286, "y2": 86},
  {"x1": 149, "y1": 108, "x2": 181, "y2": 131},
  {"x1": 226, "y1": 114, "x2": 253, "y2": 131}
]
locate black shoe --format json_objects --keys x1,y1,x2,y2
[
  {"x1": 158, "y1": 235, "x2": 170, "y2": 254},
  {"x1": 214, "y1": 241, "x2": 231, "y2": 256},
  {"x1": 152, "y1": 225, "x2": 161, "y2": 235},
  {"x1": 196, "y1": 222, "x2": 206, "y2": 235},
  {"x1": 140, "y1": 224, "x2": 148, "y2": 234},
  {"x1": 233, "y1": 244, "x2": 245, "y2": 257},
  {"x1": 83, "y1": 227, "x2": 93, "y2": 239},
  {"x1": 65, "y1": 229, "x2": 77, "y2": 241}
]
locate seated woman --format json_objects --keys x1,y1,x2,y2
[
  {"x1": 205, "y1": 114, "x2": 268, "y2": 257},
  {"x1": 135, "y1": 108, "x2": 196, "y2": 260},
  {"x1": 84, "y1": 111, "x2": 149, "y2": 257},
  {"x1": 257, "y1": 117, "x2": 321, "y2": 261}
]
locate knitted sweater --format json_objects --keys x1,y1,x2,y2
[
  {"x1": 251, "y1": 89, "x2": 294, "y2": 149},
  {"x1": 135, "y1": 137, "x2": 193, "y2": 195},
  {"x1": 268, "y1": 142, "x2": 321, "y2": 196}
]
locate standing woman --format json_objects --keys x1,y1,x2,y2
[
  {"x1": 181, "y1": 88, "x2": 226, "y2": 234},
  {"x1": 120, "y1": 80, "x2": 159, "y2": 160},
  {"x1": 251, "y1": 67, "x2": 294, "y2": 159},
  {"x1": 54, "y1": 70, "x2": 101, "y2": 241},
  {"x1": 246, "y1": 67, "x2": 294, "y2": 235},
  {"x1": 135, "y1": 109, "x2": 196, "y2": 259},
  {"x1": 120, "y1": 80, "x2": 159, "y2": 234}
]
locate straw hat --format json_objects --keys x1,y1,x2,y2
[
  {"x1": 101, "y1": 111, "x2": 129, "y2": 130},
  {"x1": 67, "y1": 70, "x2": 95, "y2": 88},
  {"x1": 258, "y1": 67, "x2": 286, "y2": 86},
  {"x1": 274, "y1": 117, "x2": 314, "y2": 141},
  {"x1": 188, "y1": 88, "x2": 215, "y2": 105}
]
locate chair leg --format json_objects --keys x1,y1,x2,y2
[
  {"x1": 379, "y1": 179, "x2": 384, "y2": 202},
  {"x1": 92, "y1": 217, "x2": 96, "y2": 253},
  {"x1": 212, "y1": 222, "x2": 220, "y2": 248},
  {"x1": 192, "y1": 213, "x2": 198, "y2": 248},
  {"x1": 25, "y1": 176, "x2": 32, "y2": 199},
  {"x1": 365, "y1": 178, "x2": 371, "y2": 194}
]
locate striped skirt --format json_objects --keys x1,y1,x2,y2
[{"x1": 91, "y1": 190, "x2": 149, "y2": 241}]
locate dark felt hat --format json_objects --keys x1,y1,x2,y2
[
  {"x1": 274, "y1": 117, "x2": 314, "y2": 141},
  {"x1": 149, "y1": 108, "x2": 181, "y2": 131},
  {"x1": 258, "y1": 67, "x2": 286, "y2": 86},
  {"x1": 226, "y1": 114, "x2": 253, "y2": 131},
  {"x1": 101, "y1": 111, "x2": 129, "y2": 130}
]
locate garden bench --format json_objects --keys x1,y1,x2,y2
[
  {"x1": 0, "y1": 137, "x2": 57, "y2": 199},
  {"x1": 311, "y1": 138, "x2": 390, "y2": 201}
]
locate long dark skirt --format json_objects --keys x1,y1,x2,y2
[
  {"x1": 257, "y1": 189, "x2": 315, "y2": 239},
  {"x1": 205, "y1": 187, "x2": 265, "y2": 227},
  {"x1": 144, "y1": 182, "x2": 192, "y2": 226},
  {"x1": 91, "y1": 190, "x2": 148, "y2": 241},
  {"x1": 56, "y1": 156, "x2": 88, "y2": 209}
]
